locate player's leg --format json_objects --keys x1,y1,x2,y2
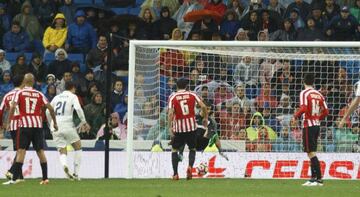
[
  {"x1": 71, "y1": 140, "x2": 82, "y2": 180},
  {"x1": 214, "y1": 137, "x2": 229, "y2": 161},
  {"x1": 4, "y1": 128, "x2": 30, "y2": 185},
  {"x1": 6, "y1": 130, "x2": 24, "y2": 180},
  {"x1": 53, "y1": 129, "x2": 74, "y2": 179},
  {"x1": 171, "y1": 133, "x2": 184, "y2": 180},
  {"x1": 185, "y1": 131, "x2": 197, "y2": 180},
  {"x1": 33, "y1": 128, "x2": 49, "y2": 184},
  {"x1": 307, "y1": 126, "x2": 322, "y2": 186}
]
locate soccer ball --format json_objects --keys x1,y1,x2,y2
[{"x1": 196, "y1": 162, "x2": 208, "y2": 175}]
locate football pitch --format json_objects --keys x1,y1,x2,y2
[{"x1": 0, "y1": 179, "x2": 359, "y2": 197}]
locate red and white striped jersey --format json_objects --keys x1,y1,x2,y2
[
  {"x1": 294, "y1": 87, "x2": 329, "y2": 128},
  {"x1": 0, "y1": 88, "x2": 20, "y2": 131},
  {"x1": 168, "y1": 90, "x2": 201, "y2": 133},
  {"x1": 13, "y1": 87, "x2": 49, "y2": 128}
]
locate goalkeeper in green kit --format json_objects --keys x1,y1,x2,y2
[{"x1": 174, "y1": 101, "x2": 229, "y2": 161}]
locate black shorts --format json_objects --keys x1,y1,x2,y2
[
  {"x1": 18, "y1": 128, "x2": 45, "y2": 151},
  {"x1": 303, "y1": 126, "x2": 320, "y2": 153},
  {"x1": 10, "y1": 130, "x2": 19, "y2": 150},
  {"x1": 196, "y1": 128, "x2": 210, "y2": 151},
  {"x1": 172, "y1": 131, "x2": 197, "y2": 150}
]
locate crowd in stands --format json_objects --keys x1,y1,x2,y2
[{"x1": 0, "y1": 0, "x2": 359, "y2": 152}]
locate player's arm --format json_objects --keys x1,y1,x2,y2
[
  {"x1": 6, "y1": 101, "x2": 16, "y2": 130},
  {"x1": 197, "y1": 99, "x2": 208, "y2": 127},
  {"x1": 293, "y1": 91, "x2": 307, "y2": 120},
  {"x1": 319, "y1": 100, "x2": 329, "y2": 120},
  {"x1": 339, "y1": 96, "x2": 360, "y2": 128},
  {"x1": 73, "y1": 97, "x2": 90, "y2": 131},
  {"x1": 45, "y1": 103, "x2": 58, "y2": 131},
  {"x1": 168, "y1": 108, "x2": 174, "y2": 136}
]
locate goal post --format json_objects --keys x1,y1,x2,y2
[{"x1": 127, "y1": 41, "x2": 360, "y2": 179}]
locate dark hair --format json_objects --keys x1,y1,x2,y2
[
  {"x1": 65, "y1": 81, "x2": 76, "y2": 90},
  {"x1": 13, "y1": 74, "x2": 24, "y2": 87},
  {"x1": 176, "y1": 78, "x2": 189, "y2": 90},
  {"x1": 11, "y1": 20, "x2": 20, "y2": 27},
  {"x1": 113, "y1": 79, "x2": 123, "y2": 88},
  {"x1": 201, "y1": 86, "x2": 209, "y2": 91},
  {"x1": 303, "y1": 73, "x2": 315, "y2": 85}
]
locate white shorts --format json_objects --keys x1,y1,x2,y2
[{"x1": 52, "y1": 126, "x2": 80, "y2": 148}]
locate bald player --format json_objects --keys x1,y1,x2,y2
[{"x1": 3, "y1": 73, "x2": 58, "y2": 185}]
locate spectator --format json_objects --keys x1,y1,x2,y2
[
  {"x1": 261, "y1": 10, "x2": 279, "y2": 33},
  {"x1": 112, "y1": 40, "x2": 129, "y2": 71},
  {"x1": 59, "y1": 0, "x2": 76, "y2": 24},
  {"x1": 205, "y1": 0, "x2": 227, "y2": 17},
  {"x1": 27, "y1": 52, "x2": 47, "y2": 83},
  {"x1": 35, "y1": 0, "x2": 56, "y2": 28},
  {"x1": 146, "y1": 110, "x2": 169, "y2": 140},
  {"x1": 6, "y1": 0, "x2": 22, "y2": 18},
  {"x1": 11, "y1": 53, "x2": 27, "y2": 77},
  {"x1": 139, "y1": 7, "x2": 156, "y2": 39},
  {"x1": 111, "y1": 79, "x2": 126, "y2": 109},
  {"x1": 289, "y1": 8, "x2": 305, "y2": 30},
  {"x1": 48, "y1": 48, "x2": 72, "y2": 80},
  {"x1": 322, "y1": 0, "x2": 340, "y2": 23},
  {"x1": 97, "y1": 112, "x2": 127, "y2": 140},
  {"x1": 255, "y1": 83, "x2": 278, "y2": 109},
  {"x1": 219, "y1": 101, "x2": 246, "y2": 139},
  {"x1": 13, "y1": 1, "x2": 43, "y2": 52},
  {"x1": 83, "y1": 82, "x2": 99, "y2": 105},
  {"x1": 267, "y1": 0, "x2": 286, "y2": 16},
  {"x1": 45, "y1": 84, "x2": 56, "y2": 101},
  {"x1": 272, "y1": 126, "x2": 301, "y2": 152},
  {"x1": 65, "y1": 10, "x2": 97, "y2": 54},
  {"x1": 297, "y1": 17, "x2": 324, "y2": 41},
  {"x1": 0, "y1": 71, "x2": 13, "y2": 97},
  {"x1": 3, "y1": 20, "x2": 30, "y2": 53},
  {"x1": 56, "y1": 71, "x2": 72, "y2": 93},
  {"x1": 0, "y1": 3, "x2": 11, "y2": 32},
  {"x1": 191, "y1": 17, "x2": 219, "y2": 40},
  {"x1": 227, "y1": 82, "x2": 252, "y2": 111},
  {"x1": 220, "y1": 9, "x2": 241, "y2": 40},
  {"x1": 257, "y1": 30, "x2": 269, "y2": 41},
  {"x1": 269, "y1": 18, "x2": 297, "y2": 41},
  {"x1": 234, "y1": 28, "x2": 250, "y2": 40},
  {"x1": 83, "y1": 92, "x2": 106, "y2": 139},
  {"x1": 308, "y1": 5, "x2": 326, "y2": 29},
  {"x1": 214, "y1": 82, "x2": 234, "y2": 106},
  {"x1": 160, "y1": 76, "x2": 175, "y2": 109},
  {"x1": 350, "y1": 0, "x2": 360, "y2": 23},
  {"x1": 83, "y1": 69, "x2": 98, "y2": 92},
  {"x1": 261, "y1": 103, "x2": 278, "y2": 131},
  {"x1": 189, "y1": 68, "x2": 200, "y2": 91},
  {"x1": 259, "y1": 59, "x2": 282, "y2": 84},
  {"x1": 173, "y1": 0, "x2": 203, "y2": 39},
  {"x1": 327, "y1": 6, "x2": 359, "y2": 41},
  {"x1": 153, "y1": 6, "x2": 177, "y2": 40},
  {"x1": 121, "y1": 22, "x2": 146, "y2": 40},
  {"x1": 42, "y1": 13, "x2": 67, "y2": 53},
  {"x1": 114, "y1": 94, "x2": 128, "y2": 122},
  {"x1": 285, "y1": 0, "x2": 311, "y2": 21},
  {"x1": 0, "y1": 49, "x2": 11, "y2": 73},
  {"x1": 214, "y1": 65, "x2": 232, "y2": 85},
  {"x1": 188, "y1": 30, "x2": 202, "y2": 40},
  {"x1": 70, "y1": 62, "x2": 86, "y2": 93},
  {"x1": 246, "y1": 112, "x2": 276, "y2": 145},
  {"x1": 86, "y1": 35, "x2": 107, "y2": 68},
  {"x1": 242, "y1": 10, "x2": 261, "y2": 40},
  {"x1": 199, "y1": 85, "x2": 214, "y2": 106},
  {"x1": 233, "y1": 55, "x2": 259, "y2": 88},
  {"x1": 41, "y1": 73, "x2": 56, "y2": 94},
  {"x1": 227, "y1": 0, "x2": 246, "y2": 19},
  {"x1": 171, "y1": 28, "x2": 183, "y2": 40},
  {"x1": 94, "y1": 63, "x2": 117, "y2": 90}
]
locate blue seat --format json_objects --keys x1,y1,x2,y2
[
  {"x1": 43, "y1": 53, "x2": 55, "y2": 65},
  {"x1": 68, "y1": 53, "x2": 84, "y2": 63},
  {"x1": 136, "y1": 0, "x2": 144, "y2": 6},
  {"x1": 5, "y1": 52, "x2": 18, "y2": 63},
  {"x1": 94, "y1": 0, "x2": 104, "y2": 5},
  {"x1": 25, "y1": 53, "x2": 33, "y2": 61},
  {"x1": 111, "y1": 7, "x2": 129, "y2": 15},
  {"x1": 128, "y1": 7, "x2": 141, "y2": 15},
  {"x1": 74, "y1": 0, "x2": 92, "y2": 4}
]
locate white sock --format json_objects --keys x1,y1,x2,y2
[
  {"x1": 59, "y1": 154, "x2": 67, "y2": 168},
  {"x1": 74, "y1": 150, "x2": 82, "y2": 176}
]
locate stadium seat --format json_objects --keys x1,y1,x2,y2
[
  {"x1": 67, "y1": 53, "x2": 84, "y2": 64},
  {"x1": 74, "y1": 0, "x2": 92, "y2": 4},
  {"x1": 136, "y1": 0, "x2": 144, "y2": 6},
  {"x1": 128, "y1": 7, "x2": 141, "y2": 15},
  {"x1": 111, "y1": 7, "x2": 129, "y2": 15},
  {"x1": 25, "y1": 53, "x2": 33, "y2": 61},
  {"x1": 5, "y1": 52, "x2": 18, "y2": 64},
  {"x1": 44, "y1": 53, "x2": 55, "y2": 65},
  {"x1": 94, "y1": 0, "x2": 104, "y2": 5}
]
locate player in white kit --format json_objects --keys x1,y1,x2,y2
[{"x1": 47, "y1": 81, "x2": 90, "y2": 180}]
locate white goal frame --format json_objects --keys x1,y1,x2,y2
[{"x1": 127, "y1": 41, "x2": 360, "y2": 178}]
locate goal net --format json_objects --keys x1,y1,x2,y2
[{"x1": 127, "y1": 41, "x2": 360, "y2": 179}]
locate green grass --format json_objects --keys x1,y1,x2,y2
[{"x1": 0, "y1": 179, "x2": 359, "y2": 197}]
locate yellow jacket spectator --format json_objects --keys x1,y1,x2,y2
[{"x1": 42, "y1": 13, "x2": 67, "y2": 53}]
